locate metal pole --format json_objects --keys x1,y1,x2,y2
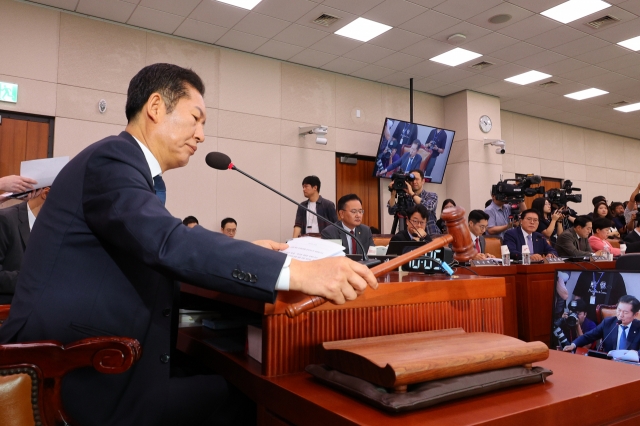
[{"x1": 410, "y1": 78, "x2": 413, "y2": 123}]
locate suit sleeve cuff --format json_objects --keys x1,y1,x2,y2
[{"x1": 275, "y1": 256, "x2": 292, "y2": 291}]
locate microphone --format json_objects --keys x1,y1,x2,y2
[
  {"x1": 205, "y1": 152, "x2": 380, "y2": 267},
  {"x1": 596, "y1": 319, "x2": 622, "y2": 352}
]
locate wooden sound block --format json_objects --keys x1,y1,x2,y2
[{"x1": 322, "y1": 329, "x2": 549, "y2": 393}]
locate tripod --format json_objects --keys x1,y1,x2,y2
[{"x1": 390, "y1": 191, "x2": 413, "y2": 234}]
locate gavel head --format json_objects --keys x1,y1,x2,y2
[{"x1": 441, "y1": 206, "x2": 477, "y2": 262}]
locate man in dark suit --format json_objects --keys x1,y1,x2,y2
[
  {"x1": 564, "y1": 295, "x2": 640, "y2": 353},
  {"x1": 424, "y1": 128, "x2": 447, "y2": 177},
  {"x1": 0, "y1": 64, "x2": 377, "y2": 426},
  {"x1": 0, "y1": 188, "x2": 49, "y2": 303},
  {"x1": 380, "y1": 140, "x2": 422, "y2": 175},
  {"x1": 391, "y1": 121, "x2": 418, "y2": 148},
  {"x1": 467, "y1": 209, "x2": 496, "y2": 260},
  {"x1": 555, "y1": 215, "x2": 605, "y2": 258},
  {"x1": 624, "y1": 222, "x2": 640, "y2": 244},
  {"x1": 503, "y1": 209, "x2": 558, "y2": 260},
  {"x1": 321, "y1": 194, "x2": 375, "y2": 255}
]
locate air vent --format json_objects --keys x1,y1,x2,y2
[
  {"x1": 609, "y1": 101, "x2": 629, "y2": 108},
  {"x1": 586, "y1": 15, "x2": 620, "y2": 29},
  {"x1": 469, "y1": 61, "x2": 494, "y2": 70},
  {"x1": 539, "y1": 81, "x2": 560, "y2": 88},
  {"x1": 312, "y1": 14, "x2": 340, "y2": 27}
]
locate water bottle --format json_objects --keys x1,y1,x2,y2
[
  {"x1": 603, "y1": 244, "x2": 611, "y2": 260},
  {"x1": 501, "y1": 245, "x2": 511, "y2": 266},
  {"x1": 522, "y1": 251, "x2": 531, "y2": 265}
]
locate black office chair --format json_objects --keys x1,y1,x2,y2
[{"x1": 616, "y1": 253, "x2": 640, "y2": 270}]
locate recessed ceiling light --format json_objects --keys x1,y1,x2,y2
[
  {"x1": 565, "y1": 88, "x2": 609, "y2": 100},
  {"x1": 334, "y1": 17, "x2": 391, "y2": 42},
  {"x1": 505, "y1": 71, "x2": 552, "y2": 85},
  {"x1": 541, "y1": 0, "x2": 610, "y2": 24},
  {"x1": 429, "y1": 48, "x2": 482, "y2": 67},
  {"x1": 618, "y1": 35, "x2": 640, "y2": 51},
  {"x1": 217, "y1": 0, "x2": 262, "y2": 10},
  {"x1": 614, "y1": 102, "x2": 640, "y2": 112}
]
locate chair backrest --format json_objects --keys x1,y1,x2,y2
[
  {"x1": 0, "y1": 336, "x2": 141, "y2": 426},
  {"x1": 596, "y1": 304, "x2": 617, "y2": 324},
  {"x1": 616, "y1": 253, "x2": 640, "y2": 270},
  {"x1": 484, "y1": 237, "x2": 503, "y2": 258},
  {"x1": 0, "y1": 304, "x2": 9, "y2": 324}
]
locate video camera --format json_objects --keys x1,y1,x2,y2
[
  {"x1": 389, "y1": 172, "x2": 416, "y2": 192},
  {"x1": 546, "y1": 180, "x2": 582, "y2": 207},
  {"x1": 491, "y1": 175, "x2": 545, "y2": 219}
]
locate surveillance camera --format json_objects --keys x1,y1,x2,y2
[
  {"x1": 484, "y1": 139, "x2": 506, "y2": 155},
  {"x1": 496, "y1": 147, "x2": 505, "y2": 155},
  {"x1": 313, "y1": 126, "x2": 328, "y2": 136},
  {"x1": 316, "y1": 136, "x2": 327, "y2": 145}
]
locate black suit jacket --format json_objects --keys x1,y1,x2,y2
[
  {"x1": 573, "y1": 317, "x2": 640, "y2": 352},
  {"x1": 385, "y1": 152, "x2": 423, "y2": 173},
  {"x1": 0, "y1": 132, "x2": 286, "y2": 426},
  {"x1": 555, "y1": 228, "x2": 592, "y2": 257},
  {"x1": 0, "y1": 202, "x2": 29, "y2": 303},
  {"x1": 391, "y1": 122, "x2": 418, "y2": 147},
  {"x1": 624, "y1": 230, "x2": 640, "y2": 244},
  {"x1": 425, "y1": 128, "x2": 447, "y2": 158},
  {"x1": 320, "y1": 221, "x2": 375, "y2": 255}
]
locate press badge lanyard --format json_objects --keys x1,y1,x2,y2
[{"x1": 589, "y1": 272, "x2": 605, "y2": 305}]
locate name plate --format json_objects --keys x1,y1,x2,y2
[
  {"x1": 470, "y1": 259, "x2": 502, "y2": 267},
  {"x1": 591, "y1": 255, "x2": 609, "y2": 262},
  {"x1": 543, "y1": 257, "x2": 565, "y2": 264}
]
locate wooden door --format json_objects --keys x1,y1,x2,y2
[
  {"x1": 519, "y1": 176, "x2": 562, "y2": 209},
  {"x1": 0, "y1": 112, "x2": 53, "y2": 178},
  {"x1": 335, "y1": 156, "x2": 380, "y2": 231}
]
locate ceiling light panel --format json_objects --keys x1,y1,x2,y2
[
  {"x1": 217, "y1": 0, "x2": 263, "y2": 10},
  {"x1": 614, "y1": 102, "x2": 640, "y2": 112},
  {"x1": 564, "y1": 88, "x2": 608, "y2": 100},
  {"x1": 429, "y1": 48, "x2": 482, "y2": 67},
  {"x1": 505, "y1": 70, "x2": 552, "y2": 85},
  {"x1": 541, "y1": 0, "x2": 611, "y2": 24},
  {"x1": 618, "y1": 35, "x2": 640, "y2": 51},
  {"x1": 334, "y1": 18, "x2": 392, "y2": 42}
]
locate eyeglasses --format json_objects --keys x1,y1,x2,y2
[
  {"x1": 410, "y1": 219, "x2": 426, "y2": 226},
  {"x1": 343, "y1": 209, "x2": 364, "y2": 215}
]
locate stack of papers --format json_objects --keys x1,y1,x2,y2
[
  {"x1": 282, "y1": 237, "x2": 345, "y2": 261},
  {"x1": 608, "y1": 350, "x2": 639, "y2": 362}
]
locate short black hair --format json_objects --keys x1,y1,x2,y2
[
  {"x1": 469, "y1": 209, "x2": 489, "y2": 223},
  {"x1": 409, "y1": 204, "x2": 428, "y2": 220},
  {"x1": 571, "y1": 298, "x2": 588, "y2": 313},
  {"x1": 592, "y1": 195, "x2": 606, "y2": 206},
  {"x1": 592, "y1": 217, "x2": 612, "y2": 232},
  {"x1": 411, "y1": 139, "x2": 420, "y2": 148},
  {"x1": 338, "y1": 194, "x2": 362, "y2": 211},
  {"x1": 520, "y1": 209, "x2": 540, "y2": 221},
  {"x1": 531, "y1": 197, "x2": 547, "y2": 217},
  {"x1": 635, "y1": 193, "x2": 640, "y2": 203},
  {"x1": 125, "y1": 63, "x2": 205, "y2": 122},
  {"x1": 302, "y1": 175, "x2": 321, "y2": 192},
  {"x1": 610, "y1": 201, "x2": 623, "y2": 211},
  {"x1": 485, "y1": 199, "x2": 492, "y2": 208},
  {"x1": 619, "y1": 295, "x2": 640, "y2": 314},
  {"x1": 182, "y1": 216, "x2": 198, "y2": 226},
  {"x1": 573, "y1": 215, "x2": 592, "y2": 228},
  {"x1": 441, "y1": 199, "x2": 456, "y2": 212},
  {"x1": 221, "y1": 217, "x2": 237, "y2": 228},
  {"x1": 410, "y1": 169, "x2": 424, "y2": 179},
  {"x1": 593, "y1": 201, "x2": 611, "y2": 219}
]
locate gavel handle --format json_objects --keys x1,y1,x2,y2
[{"x1": 284, "y1": 235, "x2": 454, "y2": 319}]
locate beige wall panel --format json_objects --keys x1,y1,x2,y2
[
  {"x1": 623, "y1": 138, "x2": 640, "y2": 172},
  {"x1": 279, "y1": 146, "x2": 335, "y2": 242},
  {"x1": 281, "y1": 63, "x2": 335, "y2": 127},
  {"x1": 540, "y1": 159, "x2": 564, "y2": 180},
  {"x1": 563, "y1": 162, "x2": 586, "y2": 182},
  {"x1": 218, "y1": 110, "x2": 280, "y2": 145},
  {"x1": 282, "y1": 119, "x2": 335, "y2": 151},
  {"x1": 502, "y1": 153, "x2": 515, "y2": 173},
  {"x1": 512, "y1": 113, "x2": 539, "y2": 158},
  {"x1": 0, "y1": 0, "x2": 59, "y2": 83},
  {"x1": 204, "y1": 108, "x2": 218, "y2": 138},
  {"x1": 561, "y1": 125, "x2": 585, "y2": 165},
  {"x1": 53, "y1": 118, "x2": 124, "y2": 158},
  {"x1": 585, "y1": 181, "x2": 608, "y2": 209},
  {"x1": 216, "y1": 138, "x2": 281, "y2": 242},
  {"x1": 583, "y1": 129, "x2": 603, "y2": 166},
  {"x1": 606, "y1": 168, "x2": 627, "y2": 186},
  {"x1": 514, "y1": 155, "x2": 540, "y2": 176},
  {"x1": 334, "y1": 128, "x2": 378, "y2": 157},
  {"x1": 569, "y1": 180, "x2": 589, "y2": 215},
  {"x1": 586, "y1": 165, "x2": 607, "y2": 182},
  {"x1": 146, "y1": 33, "x2": 220, "y2": 109},
  {"x1": 468, "y1": 162, "x2": 502, "y2": 212},
  {"x1": 538, "y1": 118, "x2": 563, "y2": 161},
  {"x1": 604, "y1": 134, "x2": 626, "y2": 170},
  {"x1": 335, "y1": 75, "x2": 382, "y2": 133},
  {"x1": 447, "y1": 139, "x2": 469, "y2": 165},
  {"x1": 626, "y1": 171, "x2": 640, "y2": 188},
  {"x1": 500, "y1": 111, "x2": 513, "y2": 146},
  {"x1": 163, "y1": 139, "x2": 218, "y2": 231},
  {"x1": 444, "y1": 162, "x2": 470, "y2": 214},
  {"x1": 0, "y1": 74, "x2": 56, "y2": 117},
  {"x1": 58, "y1": 14, "x2": 146, "y2": 93},
  {"x1": 219, "y1": 50, "x2": 281, "y2": 118},
  {"x1": 607, "y1": 185, "x2": 629, "y2": 205},
  {"x1": 468, "y1": 138, "x2": 503, "y2": 165},
  {"x1": 466, "y1": 91, "x2": 501, "y2": 142},
  {"x1": 414, "y1": 91, "x2": 444, "y2": 129},
  {"x1": 444, "y1": 91, "x2": 468, "y2": 142},
  {"x1": 381, "y1": 85, "x2": 410, "y2": 122},
  {"x1": 56, "y1": 85, "x2": 127, "y2": 125}
]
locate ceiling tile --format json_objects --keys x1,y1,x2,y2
[
  {"x1": 476, "y1": 80, "x2": 515, "y2": 95},
  {"x1": 406, "y1": 0, "x2": 448, "y2": 7},
  {"x1": 289, "y1": 48, "x2": 338, "y2": 67},
  {"x1": 399, "y1": 10, "x2": 461, "y2": 38},
  {"x1": 320, "y1": 0, "x2": 385, "y2": 15},
  {"x1": 524, "y1": 90, "x2": 564, "y2": 105},
  {"x1": 403, "y1": 59, "x2": 450, "y2": 77},
  {"x1": 127, "y1": 6, "x2": 183, "y2": 33},
  {"x1": 427, "y1": 83, "x2": 465, "y2": 96},
  {"x1": 540, "y1": 80, "x2": 590, "y2": 96},
  {"x1": 431, "y1": 21, "x2": 492, "y2": 45},
  {"x1": 29, "y1": 0, "x2": 79, "y2": 10},
  {"x1": 189, "y1": 1, "x2": 250, "y2": 28},
  {"x1": 378, "y1": 71, "x2": 415, "y2": 87},
  {"x1": 215, "y1": 30, "x2": 268, "y2": 52},
  {"x1": 292, "y1": 4, "x2": 358, "y2": 33},
  {"x1": 138, "y1": 0, "x2": 200, "y2": 17},
  {"x1": 598, "y1": 53, "x2": 640, "y2": 71},
  {"x1": 617, "y1": 62, "x2": 640, "y2": 78},
  {"x1": 596, "y1": 76, "x2": 640, "y2": 93},
  {"x1": 309, "y1": 34, "x2": 362, "y2": 56},
  {"x1": 363, "y1": 0, "x2": 428, "y2": 27},
  {"x1": 490, "y1": 41, "x2": 545, "y2": 62},
  {"x1": 618, "y1": 0, "x2": 640, "y2": 15},
  {"x1": 464, "y1": 54, "x2": 507, "y2": 70},
  {"x1": 374, "y1": 52, "x2": 425, "y2": 70},
  {"x1": 123, "y1": 0, "x2": 140, "y2": 3},
  {"x1": 461, "y1": 32, "x2": 520, "y2": 55},
  {"x1": 369, "y1": 28, "x2": 425, "y2": 50},
  {"x1": 254, "y1": 39, "x2": 304, "y2": 60},
  {"x1": 498, "y1": 14, "x2": 560, "y2": 41},
  {"x1": 432, "y1": 0, "x2": 502, "y2": 21},
  {"x1": 558, "y1": 64, "x2": 610, "y2": 80},
  {"x1": 350, "y1": 64, "x2": 396, "y2": 80},
  {"x1": 399, "y1": 37, "x2": 452, "y2": 59},
  {"x1": 76, "y1": 0, "x2": 135, "y2": 23},
  {"x1": 480, "y1": 62, "x2": 531, "y2": 80},
  {"x1": 514, "y1": 50, "x2": 566, "y2": 69},
  {"x1": 453, "y1": 73, "x2": 498, "y2": 89},
  {"x1": 590, "y1": 17, "x2": 640, "y2": 43},
  {"x1": 526, "y1": 26, "x2": 588, "y2": 50},
  {"x1": 321, "y1": 57, "x2": 368, "y2": 74},
  {"x1": 565, "y1": 6, "x2": 637, "y2": 35},
  {"x1": 505, "y1": 0, "x2": 571, "y2": 14},
  {"x1": 232, "y1": 12, "x2": 291, "y2": 39},
  {"x1": 174, "y1": 19, "x2": 229, "y2": 44},
  {"x1": 466, "y1": 2, "x2": 534, "y2": 31},
  {"x1": 551, "y1": 36, "x2": 610, "y2": 57},
  {"x1": 580, "y1": 71, "x2": 629, "y2": 87},
  {"x1": 538, "y1": 58, "x2": 589, "y2": 75},
  {"x1": 253, "y1": 0, "x2": 318, "y2": 23},
  {"x1": 343, "y1": 43, "x2": 395, "y2": 63},
  {"x1": 574, "y1": 44, "x2": 630, "y2": 65},
  {"x1": 412, "y1": 78, "x2": 447, "y2": 92},
  {"x1": 273, "y1": 23, "x2": 329, "y2": 47},
  {"x1": 428, "y1": 67, "x2": 476, "y2": 83},
  {"x1": 495, "y1": 85, "x2": 538, "y2": 99}
]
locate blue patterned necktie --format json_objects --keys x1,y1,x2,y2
[
  {"x1": 153, "y1": 175, "x2": 166, "y2": 206},
  {"x1": 619, "y1": 325, "x2": 628, "y2": 350},
  {"x1": 526, "y1": 234, "x2": 534, "y2": 254}
]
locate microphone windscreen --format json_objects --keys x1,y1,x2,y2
[
  {"x1": 205, "y1": 152, "x2": 231, "y2": 170},
  {"x1": 617, "y1": 319, "x2": 623, "y2": 324}
]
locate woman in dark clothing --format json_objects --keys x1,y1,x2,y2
[
  {"x1": 532, "y1": 197, "x2": 563, "y2": 245},
  {"x1": 436, "y1": 198, "x2": 456, "y2": 234}
]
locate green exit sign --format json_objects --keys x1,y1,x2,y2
[{"x1": 0, "y1": 82, "x2": 18, "y2": 103}]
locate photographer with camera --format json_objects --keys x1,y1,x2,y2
[
  {"x1": 531, "y1": 198, "x2": 563, "y2": 245},
  {"x1": 484, "y1": 195, "x2": 526, "y2": 240},
  {"x1": 386, "y1": 169, "x2": 440, "y2": 236}
]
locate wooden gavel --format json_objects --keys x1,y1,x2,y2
[{"x1": 284, "y1": 206, "x2": 477, "y2": 318}]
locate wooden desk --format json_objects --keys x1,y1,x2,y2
[{"x1": 178, "y1": 331, "x2": 640, "y2": 426}]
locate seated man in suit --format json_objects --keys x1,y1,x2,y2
[
  {"x1": 467, "y1": 209, "x2": 496, "y2": 260},
  {"x1": 555, "y1": 215, "x2": 605, "y2": 258},
  {"x1": 503, "y1": 209, "x2": 558, "y2": 261},
  {"x1": 0, "y1": 187, "x2": 49, "y2": 304},
  {"x1": 624, "y1": 220, "x2": 640, "y2": 244},
  {"x1": 221, "y1": 217, "x2": 237, "y2": 238},
  {"x1": 390, "y1": 205, "x2": 431, "y2": 242},
  {"x1": 563, "y1": 295, "x2": 640, "y2": 353},
  {"x1": 378, "y1": 140, "x2": 422, "y2": 176},
  {"x1": 321, "y1": 194, "x2": 375, "y2": 255}
]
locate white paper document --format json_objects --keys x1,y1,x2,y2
[
  {"x1": 282, "y1": 237, "x2": 345, "y2": 261},
  {"x1": 21, "y1": 156, "x2": 69, "y2": 189},
  {"x1": 607, "y1": 350, "x2": 639, "y2": 362}
]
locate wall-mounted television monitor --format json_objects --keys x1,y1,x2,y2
[{"x1": 372, "y1": 118, "x2": 455, "y2": 184}]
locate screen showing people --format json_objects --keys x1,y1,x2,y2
[
  {"x1": 373, "y1": 118, "x2": 455, "y2": 184},
  {"x1": 553, "y1": 270, "x2": 640, "y2": 354}
]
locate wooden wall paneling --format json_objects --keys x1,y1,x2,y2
[
  {"x1": 0, "y1": 117, "x2": 28, "y2": 177},
  {"x1": 25, "y1": 121, "x2": 49, "y2": 160}
]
